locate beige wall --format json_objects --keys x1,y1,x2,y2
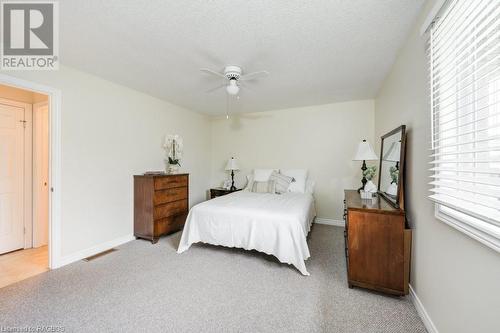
[
  {"x1": 0, "y1": 84, "x2": 48, "y2": 103},
  {"x1": 375, "y1": 1, "x2": 500, "y2": 332},
  {"x1": 3, "y1": 66, "x2": 211, "y2": 258},
  {"x1": 210, "y1": 100, "x2": 375, "y2": 219}
]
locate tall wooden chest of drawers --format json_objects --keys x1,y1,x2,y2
[{"x1": 134, "y1": 174, "x2": 189, "y2": 243}]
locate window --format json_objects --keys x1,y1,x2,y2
[{"x1": 428, "y1": 0, "x2": 500, "y2": 252}]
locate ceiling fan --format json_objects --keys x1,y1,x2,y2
[{"x1": 200, "y1": 65, "x2": 269, "y2": 96}]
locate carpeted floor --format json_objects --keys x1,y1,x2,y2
[{"x1": 0, "y1": 224, "x2": 426, "y2": 333}]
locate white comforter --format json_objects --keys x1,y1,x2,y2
[{"x1": 177, "y1": 191, "x2": 316, "y2": 275}]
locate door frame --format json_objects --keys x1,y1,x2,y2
[
  {"x1": 0, "y1": 74, "x2": 62, "y2": 269},
  {"x1": 32, "y1": 101, "x2": 49, "y2": 248}
]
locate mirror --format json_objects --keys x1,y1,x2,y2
[{"x1": 378, "y1": 125, "x2": 406, "y2": 209}]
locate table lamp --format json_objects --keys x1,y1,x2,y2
[
  {"x1": 383, "y1": 141, "x2": 401, "y2": 169},
  {"x1": 383, "y1": 141, "x2": 401, "y2": 196},
  {"x1": 353, "y1": 140, "x2": 378, "y2": 192},
  {"x1": 225, "y1": 157, "x2": 240, "y2": 191}
]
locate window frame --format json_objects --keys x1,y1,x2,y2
[
  {"x1": 427, "y1": 0, "x2": 500, "y2": 252},
  {"x1": 435, "y1": 204, "x2": 500, "y2": 252}
]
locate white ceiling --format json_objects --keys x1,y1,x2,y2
[{"x1": 60, "y1": 0, "x2": 424, "y2": 114}]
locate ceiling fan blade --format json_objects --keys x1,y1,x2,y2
[
  {"x1": 238, "y1": 81, "x2": 255, "y2": 92},
  {"x1": 240, "y1": 114, "x2": 264, "y2": 119},
  {"x1": 240, "y1": 70, "x2": 269, "y2": 81},
  {"x1": 200, "y1": 68, "x2": 227, "y2": 79},
  {"x1": 205, "y1": 84, "x2": 225, "y2": 93}
]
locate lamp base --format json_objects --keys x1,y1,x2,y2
[
  {"x1": 230, "y1": 170, "x2": 236, "y2": 191},
  {"x1": 357, "y1": 160, "x2": 368, "y2": 193}
]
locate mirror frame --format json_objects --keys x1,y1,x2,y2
[{"x1": 378, "y1": 125, "x2": 406, "y2": 209}]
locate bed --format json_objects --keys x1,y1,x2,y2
[{"x1": 177, "y1": 190, "x2": 316, "y2": 275}]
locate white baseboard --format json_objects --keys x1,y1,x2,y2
[
  {"x1": 409, "y1": 284, "x2": 438, "y2": 333},
  {"x1": 314, "y1": 218, "x2": 345, "y2": 227},
  {"x1": 54, "y1": 234, "x2": 135, "y2": 268}
]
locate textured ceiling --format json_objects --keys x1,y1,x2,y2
[{"x1": 60, "y1": 0, "x2": 424, "y2": 114}]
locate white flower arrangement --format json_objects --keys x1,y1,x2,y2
[
  {"x1": 363, "y1": 166, "x2": 377, "y2": 181},
  {"x1": 163, "y1": 134, "x2": 183, "y2": 167},
  {"x1": 390, "y1": 166, "x2": 399, "y2": 184}
]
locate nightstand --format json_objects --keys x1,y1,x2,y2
[{"x1": 210, "y1": 187, "x2": 241, "y2": 199}]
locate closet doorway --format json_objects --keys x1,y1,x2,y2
[{"x1": 0, "y1": 84, "x2": 50, "y2": 288}]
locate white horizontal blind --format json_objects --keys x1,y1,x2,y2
[{"x1": 429, "y1": 0, "x2": 500, "y2": 227}]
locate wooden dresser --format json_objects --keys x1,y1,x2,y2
[
  {"x1": 344, "y1": 189, "x2": 411, "y2": 296},
  {"x1": 134, "y1": 174, "x2": 189, "y2": 243}
]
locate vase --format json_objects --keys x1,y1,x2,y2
[
  {"x1": 386, "y1": 182, "x2": 397, "y2": 196},
  {"x1": 167, "y1": 164, "x2": 179, "y2": 174},
  {"x1": 364, "y1": 180, "x2": 377, "y2": 193}
]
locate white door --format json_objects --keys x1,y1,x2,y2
[
  {"x1": 33, "y1": 103, "x2": 49, "y2": 247},
  {"x1": 0, "y1": 103, "x2": 25, "y2": 254}
]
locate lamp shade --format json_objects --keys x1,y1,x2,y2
[
  {"x1": 225, "y1": 157, "x2": 240, "y2": 171},
  {"x1": 383, "y1": 141, "x2": 401, "y2": 162},
  {"x1": 353, "y1": 140, "x2": 378, "y2": 161}
]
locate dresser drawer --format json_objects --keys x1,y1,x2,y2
[
  {"x1": 169, "y1": 212, "x2": 188, "y2": 230},
  {"x1": 154, "y1": 187, "x2": 188, "y2": 205},
  {"x1": 154, "y1": 199, "x2": 188, "y2": 219},
  {"x1": 154, "y1": 213, "x2": 187, "y2": 235},
  {"x1": 155, "y1": 218, "x2": 169, "y2": 236},
  {"x1": 154, "y1": 175, "x2": 188, "y2": 190}
]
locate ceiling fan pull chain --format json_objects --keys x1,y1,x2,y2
[{"x1": 226, "y1": 91, "x2": 230, "y2": 119}]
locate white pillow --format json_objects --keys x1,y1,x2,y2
[
  {"x1": 250, "y1": 180, "x2": 276, "y2": 194},
  {"x1": 305, "y1": 180, "x2": 315, "y2": 195},
  {"x1": 243, "y1": 174, "x2": 254, "y2": 191},
  {"x1": 280, "y1": 169, "x2": 308, "y2": 193},
  {"x1": 253, "y1": 169, "x2": 278, "y2": 182}
]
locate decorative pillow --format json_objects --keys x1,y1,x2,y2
[
  {"x1": 269, "y1": 171, "x2": 294, "y2": 194},
  {"x1": 253, "y1": 169, "x2": 278, "y2": 182},
  {"x1": 305, "y1": 180, "x2": 315, "y2": 195},
  {"x1": 280, "y1": 169, "x2": 308, "y2": 193},
  {"x1": 251, "y1": 180, "x2": 276, "y2": 193},
  {"x1": 243, "y1": 174, "x2": 254, "y2": 191}
]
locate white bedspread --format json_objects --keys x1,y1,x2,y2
[{"x1": 177, "y1": 191, "x2": 316, "y2": 275}]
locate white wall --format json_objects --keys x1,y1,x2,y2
[
  {"x1": 210, "y1": 100, "x2": 375, "y2": 219},
  {"x1": 2, "y1": 66, "x2": 211, "y2": 258},
  {"x1": 375, "y1": 1, "x2": 500, "y2": 332}
]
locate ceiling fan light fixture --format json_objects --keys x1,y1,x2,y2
[{"x1": 226, "y1": 79, "x2": 240, "y2": 95}]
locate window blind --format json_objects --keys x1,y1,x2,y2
[{"x1": 429, "y1": 0, "x2": 500, "y2": 229}]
